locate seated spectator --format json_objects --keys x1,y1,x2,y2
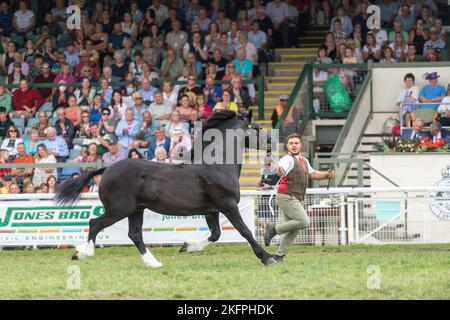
[
  {"x1": 0, "y1": 1, "x2": 13, "y2": 37},
  {"x1": 405, "y1": 44, "x2": 424, "y2": 62},
  {"x1": 151, "y1": 146, "x2": 170, "y2": 163},
  {"x1": 7, "y1": 49, "x2": 30, "y2": 76},
  {"x1": 160, "y1": 48, "x2": 185, "y2": 81},
  {"x1": 417, "y1": 4, "x2": 435, "y2": 30},
  {"x1": 75, "y1": 50, "x2": 100, "y2": 80},
  {"x1": 33, "y1": 62, "x2": 55, "y2": 101},
  {"x1": 23, "y1": 180, "x2": 34, "y2": 194},
  {"x1": 129, "y1": 50, "x2": 144, "y2": 82},
  {"x1": 165, "y1": 110, "x2": 189, "y2": 137},
  {"x1": 397, "y1": 73, "x2": 419, "y2": 127},
  {"x1": 389, "y1": 33, "x2": 408, "y2": 61},
  {"x1": 257, "y1": 157, "x2": 279, "y2": 190},
  {"x1": 115, "y1": 107, "x2": 140, "y2": 149},
  {"x1": 380, "y1": 47, "x2": 397, "y2": 64},
  {"x1": 64, "y1": 42, "x2": 79, "y2": 70},
  {"x1": 164, "y1": 19, "x2": 187, "y2": 57},
  {"x1": 266, "y1": 0, "x2": 289, "y2": 48},
  {"x1": 169, "y1": 127, "x2": 192, "y2": 163},
  {"x1": 438, "y1": 87, "x2": 450, "y2": 127},
  {"x1": 6, "y1": 62, "x2": 27, "y2": 95},
  {"x1": 52, "y1": 79, "x2": 70, "y2": 111},
  {"x1": 229, "y1": 77, "x2": 251, "y2": 111},
  {"x1": 43, "y1": 126, "x2": 69, "y2": 162},
  {"x1": 1, "y1": 124, "x2": 23, "y2": 159},
  {"x1": 217, "y1": 32, "x2": 235, "y2": 61},
  {"x1": 13, "y1": 80, "x2": 45, "y2": 118},
  {"x1": 111, "y1": 50, "x2": 129, "y2": 80},
  {"x1": 324, "y1": 32, "x2": 337, "y2": 61},
  {"x1": 236, "y1": 31, "x2": 258, "y2": 74},
  {"x1": 346, "y1": 39, "x2": 363, "y2": 63},
  {"x1": 55, "y1": 107, "x2": 76, "y2": 148},
  {"x1": 98, "y1": 110, "x2": 116, "y2": 143},
  {"x1": 424, "y1": 46, "x2": 440, "y2": 62},
  {"x1": 11, "y1": 0, "x2": 36, "y2": 42},
  {"x1": 397, "y1": 3, "x2": 415, "y2": 33},
  {"x1": 0, "y1": 87, "x2": 12, "y2": 117},
  {"x1": 162, "y1": 80, "x2": 178, "y2": 109},
  {"x1": 109, "y1": 90, "x2": 128, "y2": 123},
  {"x1": 331, "y1": 19, "x2": 347, "y2": 45},
  {"x1": 362, "y1": 33, "x2": 381, "y2": 62},
  {"x1": 194, "y1": 94, "x2": 212, "y2": 120},
  {"x1": 176, "y1": 94, "x2": 194, "y2": 122},
  {"x1": 419, "y1": 72, "x2": 446, "y2": 110},
  {"x1": 8, "y1": 182, "x2": 20, "y2": 194},
  {"x1": 23, "y1": 127, "x2": 43, "y2": 156},
  {"x1": 79, "y1": 142, "x2": 101, "y2": 174},
  {"x1": 74, "y1": 78, "x2": 96, "y2": 109},
  {"x1": 140, "y1": 77, "x2": 157, "y2": 106},
  {"x1": 178, "y1": 75, "x2": 203, "y2": 104},
  {"x1": 10, "y1": 142, "x2": 34, "y2": 184},
  {"x1": 47, "y1": 175, "x2": 57, "y2": 193},
  {"x1": 33, "y1": 143, "x2": 57, "y2": 186},
  {"x1": 203, "y1": 75, "x2": 222, "y2": 107},
  {"x1": 0, "y1": 106, "x2": 14, "y2": 139},
  {"x1": 54, "y1": 64, "x2": 76, "y2": 92},
  {"x1": 102, "y1": 140, "x2": 127, "y2": 164},
  {"x1": 429, "y1": 121, "x2": 449, "y2": 144},
  {"x1": 423, "y1": 27, "x2": 445, "y2": 55},
  {"x1": 187, "y1": 109, "x2": 201, "y2": 138},
  {"x1": 149, "y1": 91, "x2": 173, "y2": 127},
  {"x1": 433, "y1": 18, "x2": 448, "y2": 42},
  {"x1": 233, "y1": 47, "x2": 256, "y2": 101},
  {"x1": 371, "y1": 28, "x2": 388, "y2": 48},
  {"x1": 401, "y1": 118, "x2": 427, "y2": 141},
  {"x1": 214, "y1": 90, "x2": 238, "y2": 112},
  {"x1": 0, "y1": 149, "x2": 10, "y2": 179},
  {"x1": 99, "y1": 66, "x2": 121, "y2": 85},
  {"x1": 209, "y1": 49, "x2": 228, "y2": 80},
  {"x1": 26, "y1": 51, "x2": 44, "y2": 82},
  {"x1": 81, "y1": 123, "x2": 111, "y2": 156},
  {"x1": 133, "y1": 111, "x2": 158, "y2": 148},
  {"x1": 128, "y1": 148, "x2": 144, "y2": 159},
  {"x1": 121, "y1": 37, "x2": 135, "y2": 63},
  {"x1": 147, "y1": 126, "x2": 171, "y2": 160},
  {"x1": 348, "y1": 23, "x2": 364, "y2": 51},
  {"x1": 65, "y1": 95, "x2": 82, "y2": 128},
  {"x1": 388, "y1": 20, "x2": 409, "y2": 43},
  {"x1": 108, "y1": 22, "x2": 131, "y2": 53},
  {"x1": 185, "y1": 51, "x2": 203, "y2": 79},
  {"x1": 97, "y1": 78, "x2": 113, "y2": 105},
  {"x1": 33, "y1": 111, "x2": 51, "y2": 139}
]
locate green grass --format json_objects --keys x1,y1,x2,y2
[{"x1": 1, "y1": 244, "x2": 450, "y2": 299}]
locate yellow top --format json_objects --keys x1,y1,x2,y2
[{"x1": 213, "y1": 102, "x2": 238, "y2": 112}]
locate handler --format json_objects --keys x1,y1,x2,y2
[{"x1": 264, "y1": 133, "x2": 334, "y2": 261}]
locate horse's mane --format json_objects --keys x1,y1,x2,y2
[{"x1": 201, "y1": 110, "x2": 237, "y2": 132}]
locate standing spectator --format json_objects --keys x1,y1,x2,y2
[
  {"x1": 115, "y1": 107, "x2": 140, "y2": 148},
  {"x1": 102, "y1": 140, "x2": 126, "y2": 164},
  {"x1": 43, "y1": 126, "x2": 69, "y2": 162},
  {"x1": 419, "y1": 72, "x2": 446, "y2": 110},
  {"x1": 11, "y1": 0, "x2": 36, "y2": 42},
  {"x1": 12, "y1": 79, "x2": 45, "y2": 119},
  {"x1": 265, "y1": 0, "x2": 289, "y2": 48},
  {"x1": 147, "y1": 126, "x2": 171, "y2": 160},
  {"x1": 23, "y1": 127, "x2": 43, "y2": 156},
  {"x1": 1, "y1": 124, "x2": 23, "y2": 159},
  {"x1": 32, "y1": 144, "x2": 57, "y2": 186},
  {"x1": 54, "y1": 107, "x2": 76, "y2": 149}
]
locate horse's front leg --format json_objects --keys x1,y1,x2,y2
[{"x1": 180, "y1": 212, "x2": 221, "y2": 253}]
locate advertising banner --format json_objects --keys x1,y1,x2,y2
[{"x1": 0, "y1": 197, "x2": 255, "y2": 246}]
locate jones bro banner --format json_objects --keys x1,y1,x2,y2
[{"x1": 0, "y1": 197, "x2": 255, "y2": 246}]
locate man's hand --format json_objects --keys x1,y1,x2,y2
[
  {"x1": 326, "y1": 169, "x2": 335, "y2": 179},
  {"x1": 277, "y1": 166, "x2": 286, "y2": 176}
]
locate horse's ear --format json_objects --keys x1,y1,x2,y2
[{"x1": 247, "y1": 109, "x2": 253, "y2": 121}]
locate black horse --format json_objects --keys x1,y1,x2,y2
[{"x1": 55, "y1": 110, "x2": 276, "y2": 267}]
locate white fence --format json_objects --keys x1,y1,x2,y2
[{"x1": 1, "y1": 187, "x2": 450, "y2": 247}]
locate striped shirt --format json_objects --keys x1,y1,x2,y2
[
  {"x1": 265, "y1": 1, "x2": 289, "y2": 25},
  {"x1": 43, "y1": 137, "x2": 69, "y2": 158}
]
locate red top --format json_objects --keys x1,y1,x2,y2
[
  {"x1": 12, "y1": 88, "x2": 45, "y2": 112},
  {"x1": 278, "y1": 156, "x2": 307, "y2": 195}
]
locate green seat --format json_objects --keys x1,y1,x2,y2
[{"x1": 411, "y1": 108, "x2": 439, "y2": 125}]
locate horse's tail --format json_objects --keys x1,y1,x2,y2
[{"x1": 55, "y1": 167, "x2": 107, "y2": 206}]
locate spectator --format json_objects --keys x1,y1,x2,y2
[
  {"x1": 109, "y1": 90, "x2": 128, "y2": 123},
  {"x1": 205, "y1": 21, "x2": 220, "y2": 53},
  {"x1": 397, "y1": 73, "x2": 419, "y2": 127},
  {"x1": 233, "y1": 47, "x2": 256, "y2": 101},
  {"x1": 194, "y1": 94, "x2": 212, "y2": 120},
  {"x1": 81, "y1": 122, "x2": 111, "y2": 156},
  {"x1": 324, "y1": 32, "x2": 337, "y2": 61},
  {"x1": 185, "y1": 51, "x2": 203, "y2": 79},
  {"x1": 23, "y1": 127, "x2": 43, "y2": 156},
  {"x1": 203, "y1": 75, "x2": 222, "y2": 107},
  {"x1": 0, "y1": 106, "x2": 14, "y2": 139},
  {"x1": 214, "y1": 90, "x2": 238, "y2": 112},
  {"x1": 79, "y1": 142, "x2": 101, "y2": 174},
  {"x1": 97, "y1": 78, "x2": 113, "y2": 106},
  {"x1": 402, "y1": 118, "x2": 427, "y2": 141},
  {"x1": 183, "y1": 31, "x2": 208, "y2": 64},
  {"x1": 331, "y1": 19, "x2": 347, "y2": 45},
  {"x1": 423, "y1": 27, "x2": 445, "y2": 55},
  {"x1": 433, "y1": 18, "x2": 447, "y2": 42},
  {"x1": 147, "y1": 126, "x2": 171, "y2": 160},
  {"x1": 178, "y1": 75, "x2": 202, "y2": 104},
  {"x1": 23, "y1": 180, "x2": 34, "y2": 193},
  {"x1": 362, "y1": 33, "x2": 381, "y2": 62},
  {"x1": 0, "y1": 85, "x2": 12, "y2": 115},
  {"x1": 438, "y1": 87, "x2": 450, "y2": 126},
  {"x1": 98, "y1": 110, "x2": 116, "y2": 143},
  {"x1": 128, "y1": 51, "x2": 144, "y2": 82},
  {"x1": 417, "y1": 4, "x2": 435, "y2": 28},
  {"x1": 151, "y1": 146, "x2": 170, "y2": 162},
  {"x1": 10, "y1": 142, "x2": 34, "y2": 184},
  {"x1": 99, "y1": 66, "x2": 121, "y2": 85},
  {"x1": 348, "y1": 23, "x2": 365, "y2": 51},
  {"x1": 47, "y1": 175, "x2": 57, "y2": 193},
  {"x1": 6, "y1": 62, "x2": 26, "y2": 95},
  {"x1": 405, "y1": 44, "x2": 424, "y2": 62},
  {"x1": 230, "y1": 77, "x2": 251, "y2": 111},
  {"x1": 149, "y1": 90, "x2": 173, "y2": 126},
  {"x1": 312, "y1": 59, "x2": 329, "y2": 114},
  {"x1": 140, "y1": 77, "x2": 157, "y2": 106},
  {"x1": 65, "y1": 95, "x2": 82, "y2": 128},
  {"x1": 115, "y1": 107, "x2": 140, "y2": 148},
  {"x1": 8, "y1": 51, "x2": 30, "y2": 76},
  {"x1": 0, "y1": 1, "x2": 13, "y2": 36},
  {"x1": 265, "y1": 0, "x2": 289, "y2": 48},
  {"x1": 310, "y1": 0, "x2": 330, "y2": 25},
  {"x1": 54, "y1": 64, "x2": 76, "y2": 91},
  {"x1": 111, "y1": 50, "x2": 129, "y2": 80},
  {"x1": 33, "y1": 143, "x2": 57, "y2": 186},
  {"x1": 389, "y1": 20, "x2": 409, "y2": 43},
  {"x1": 381, "y1": 47, "x2": 397, "y2": 64},
  {"x1": 11, "y1": 0, "x2": 36, "y2": 42},
  {"x1": 424, "y1": 46, "x2": 440, "y2": 62},
  {"x1": 128, "y1": 148, "x2": 143, "y2": 159},
  {"x1": 55, "y1": 107, "x2": 76, "y2": 148},
  {"x1": 165, "y1": 19, "x2": 188, "y2": 57},
  {"x1": 216, "y1": 9, "x2": 231, "y2": 33},
  {"x1": 162, "y1": 80, "x2": 178, "y2": 109},
  {"x1": 88, "y1": 94, "x2": 105, "y2": 124},
  {"x1": 75, "y1": 50, "x2": 100, "y2": 80},
  {"x1": 64, "y1": 42, "x2": 79, "y2": 71},
  {"x1": 2, "y1": 41, "x2": 17, "y2": 74},
  {"x1": 8, "y1": 182, "x2": 20, "y2": 194},
  {"x1": 419, "y1": 72, "x2": 446, "y2": 110},
  {"x1": 217, "y1": 32, "x2": 235, "y2": 61},
  {"x1": 176, "y1": 94, "x2": 194, "y2": 122},
  {"x1": 43, "y1": 126, "x2": 69, "y2": 162},
  {"x1": 429, "y1": 121, "x2": 449, "y2": 144},
  {"x1": 1, "y1": 124, "x2": 22, "y2": 159},
  {"x1": 33, "y1": 111, "x2": 51, "y2": 139},
  {"x1": 33, "y1": 62, "x2": 55, "y2": 100},
  {"x1": 271, "y1": 94, "x2": 293, "y2": 129},
  {"x1": 134, "y1": 111, "x2": 158, "y2": 148},
  {"x1": 194, "y1": 7, "x2": 211, "y2": 34},
  {"x1": 102, "y1": 140, "x2": 127, "y2": 164},
  {"x1": 121, "y1": 11, "x2": 138, "y2": 41},
  {"x1": 0, "y1": 149, "x2": 10, "y2": 179},
  {"x1": 88, "y1": 174, "x2": 102, "y2": 192},
  {"x1": 74, "y1": 78, "x2": 96, "y2": 109},
  {"x1": 378, "y1": 0, "x2": 399, "y2": 28},
  {"x1": 166, "y1": 110, "x2": 189, "y2": 137},
  {"x1": 169, "y1": 127, "x2": 192, "y2": 163},
  {"x1": 414, "y1": 1, "x2": 438, "y2": 18},
  {"x1": 397, "y1": 3, "x2": 415, "y2": 33},
  {"x1": 141, "y1": 37, "x2": 160, "y2": 67}
]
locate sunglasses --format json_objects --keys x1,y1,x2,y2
[
  {"x1": 9, "y1": 130, "x2": 18, "y2": 133},
  {"x1": 135, "y1": 97, "x2": 143, "y2": 100},
  {"x1": 102, "y1": 112, "x2": 110, "y2": 116},
  {"x1": 83, "y1": 115, "x2": 90, "y2": 118}
]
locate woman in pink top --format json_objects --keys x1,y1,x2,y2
[
  {"x1": 54, "y1": 63, "x2": 76, "y2": 93},
  {"x1": 65, "y1": 95, "x2": 82, "y2": 127}
]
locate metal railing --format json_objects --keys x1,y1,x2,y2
[{"x1": 399, "y1": 102, "x2": 449, "y2": 132}]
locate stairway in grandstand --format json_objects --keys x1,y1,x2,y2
[{"x1": 240, "y1": 26, "x2": 327, "y2": 190}]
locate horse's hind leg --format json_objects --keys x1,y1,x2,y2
[
  {"x1": 128, "y1": 209, "x2": 162, "y2": 268},
  {"x1": 180, "y1": 211, "x2": 221, "y2": 253},
  {"x1": 221, "y1": 205, "x2": 276, "y2": 266}
]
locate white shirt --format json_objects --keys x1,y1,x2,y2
[
  {"x1": 278, "y1": 154, "x2": 315, "y2": 176},
  {"x1": 438, "y1": 96, "x2": 450, "y2": 115},
  {"x1": 396, "y1": 86, "x2": 419, "y2": 104},
  {"x1": 15, "y1": 10, "x2": 34, "y2": 29},
  {"x1": 373, "y1": 30, "x2": 388, "y2": 47}
]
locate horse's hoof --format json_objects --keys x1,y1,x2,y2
[
  {"x1": 179, "y1": 242, "x2": 188, "y2": 253},
  {"x1": 263, "y1": 257, "x2": 277, "y2": 266},
  {"x1": 71, "y1": 252, "x2": 79, "y2": 260}
]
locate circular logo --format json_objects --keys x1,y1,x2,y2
[{"x1": 427, "y1": 166, "x2": 450, "y2": 220}]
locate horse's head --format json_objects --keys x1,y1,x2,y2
[{"x1": 238, "y1": 110, "x2": 270, "y2": 152}]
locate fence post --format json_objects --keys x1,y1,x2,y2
[
  {"x1": 257, "y1": 76, "x2": 265, "y2": 120},
  {"x1": 347, "y1": 197, "x2": 354, "y2": 244},
  {"x1": 307, "y1": 64, "x2": 314, "y2": 116},
  {"x1": 339, "y1": 194, "x2": 347, "y2": 245}
]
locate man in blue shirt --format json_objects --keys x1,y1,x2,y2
[
  {"x1": 377, "y1": 0, "x2": 399, "y2": 28},
  {"x1": 139, "y1": 78, "x2": 157, "y2": 106},
  {"x1": 0, "y1": 1, "x2": 13, "y2": 36},
  {"x1": 419, "y1": 72, "x2": 446, "y2": 110},
  {"x1": 108, "y1": 23, "x2": 131, "y2": 52}
]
